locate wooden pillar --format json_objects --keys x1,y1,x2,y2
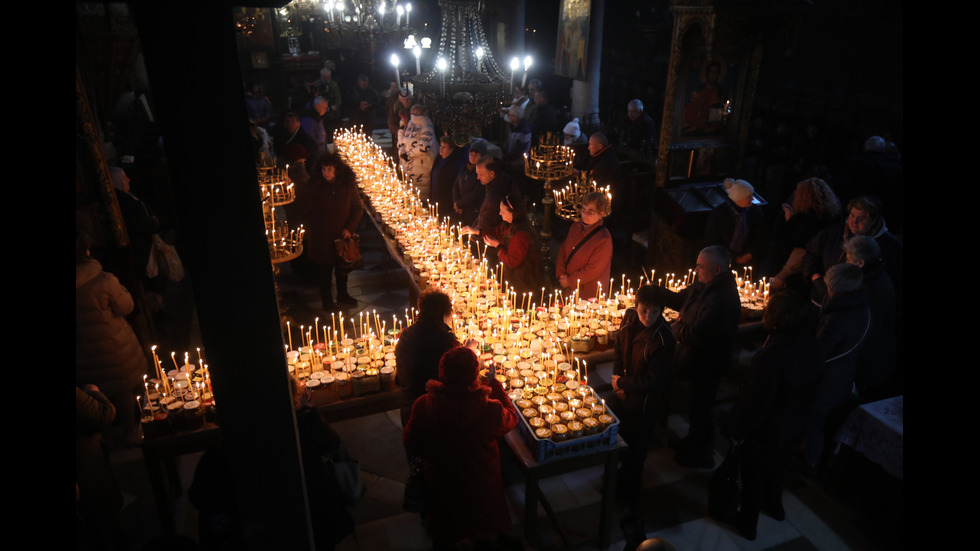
[{"x1": 131, "y1": 4, "x2": 315, "y2": 550}]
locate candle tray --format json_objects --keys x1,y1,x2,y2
[{"x1": 512, "y1": 399, "x2": 620, "y2": 463}]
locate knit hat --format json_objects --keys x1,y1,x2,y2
[
  {"x1": 724, "y1": 178, "x2": 754, "y2": 203},
  {"x1": 563, "y1": 118, "x2": 581, "y2": 138},
  {"x1": 469, "y1": 139, "x2": 489, "y2": 156},
  {"x1": 438, "y1": 347, "x2": 480, "y2": 389}
]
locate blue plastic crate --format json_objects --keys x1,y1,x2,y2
[{"x1": 513, "y1": 400, "x2": 621, "y2": 463}]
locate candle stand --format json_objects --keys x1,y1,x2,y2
[
  {"x1": 260, "y1": 165, "x2": 303, "y2": 322},
  {"x1": 524, "y1": 139, "x2": 575, "y2": 276}
]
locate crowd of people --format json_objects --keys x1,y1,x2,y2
[{"x1": 77, "y1": 55, "x2": 901, "y2": 548}]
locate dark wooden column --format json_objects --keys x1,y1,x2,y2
[{"x1": 131, "y1": 4, "x2": 315, "y2": 550}]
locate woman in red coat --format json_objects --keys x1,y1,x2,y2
[
  {"x1": 403, "y1": 347, "x2": 519, "y2": 550},
  {"x1": 464, "y1": 194, "x2": 542, "y2": 300}
]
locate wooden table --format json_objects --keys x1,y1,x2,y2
[
  {"x1": 504, "y1": 429, "x2": 627, "y2": 549},
  {"x1": 140, "y1": 422, "x2": 221, "y2": 533}
]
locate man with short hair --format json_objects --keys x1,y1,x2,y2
[
  {"x1": 347, "y1": 74, "x2": 381, "y2": 132},
  {"x1": 576, "y1": 132, "x2": 622, "y2": 189},
  {"x1": 625, "y1": 98, "x2": 659, "y2": 150},
  {"x1": 470, "y1": 157, "x2": 520, "y2": 236},
  {"x1": 452, "y1": 140, "x2": 488, "y2": 226},
  {"x1": 274, "y1": 110, "x2": 317, "y2": 170},
  {"x1": 657, "y1": 245, "x2": 741, "y2": 468},
  {"x1": 301, "y1": 96, "x2": 331, "y2": 157}
]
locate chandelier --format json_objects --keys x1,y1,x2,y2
[{"x1": 411, "y1": 0, "x2": 509, "y2": 139}]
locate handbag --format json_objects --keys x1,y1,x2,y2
[
  {"x1": 324, "y1": 443, "x2": 365, "y2": 508},
  {"x1": 334, "y1": 233, "x2": 363, "y2": 272},
  {"x1": 402, "y1": 455, "x2": 426, "y2": 513},
  {"x1": 148, "y1": 234, "x2": 185, "y2": 282},
  {"x1": 707, "y1": 442, "x2": 742, "y2": 522}
]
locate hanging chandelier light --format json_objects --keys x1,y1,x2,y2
[{"x1": 411, "y1": 0, "x2": 509, "y2": 140}]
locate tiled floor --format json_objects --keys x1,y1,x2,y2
[{"x1": 107, "y1": 191, "x2": 901, "y2": 551}]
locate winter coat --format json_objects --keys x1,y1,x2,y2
[
  {"x1": 296, "y1": 172, "x2": 363, "y2": 265},
  {"x1": 485, "y1": 222, "x2": 542, "y2": 298},
  {"x1": 556, "y1": 219, "x2": 613, "y2": 299},
  {"x1": 394, "y1": 316, "x2": 461, "y2": 414},
  {"x1": 704, "y1": 199, "x2": 768, "y2": 264},
  {"x1": 659, "y1": 269, "x2": 741, "y2": 381},
  {"x1": 76, "y1": 259, "x2": 148, "y2": 397},
  {"x1": 613, "y1": 309, "x2": 675, "y2": 416},
  {"x1": 726, "y1": 328, "x2": 823, "y2": 458},
  {"x1": 403, "y1": 377, "x2": 519, "y2": 545}
]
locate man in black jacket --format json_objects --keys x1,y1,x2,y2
[
  {"x1": 394, "y1": 289, "x2": 460, "y2": 426},
  {"x1": 657, "y1": 245, "x2": 741, "y2": 468}
]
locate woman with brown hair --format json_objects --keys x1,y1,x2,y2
[
  {"x1": 464, "y1": 194, "x2": 542, "y2": 299},
  {"x1": 769, "y1": 177, "x2": 841, "y2": 292},
  {"x1": 297, "y1": 152, "x2": 364, "y2": 311}
]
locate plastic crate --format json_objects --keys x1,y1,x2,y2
[{"x1": 514, "y1": 402, "x2": 620, "y2": 463}]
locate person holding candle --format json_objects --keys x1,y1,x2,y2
[
  {"x1": 768, "y1": 177, "x2": 842, "y2": 295},
  {"x1": 465, "y1": 194, "x2": 542, "y2": 298},
  {"x1": 296, "y1": 153, "x2": 364, "y2": 311},
  {"x1": 610, "y1": 284, "x2": 675, "y2": 499},
  {"x1": 394, "y1": 288, "x2": 461, "y2": 427},
  {"x1": 655, "y1": 245, "x2": 741, "y2": 469},
  {"x1": 403, "y1": 347, "x2": 519, "y2": 550},
  {"x1": 556, "y1": 191, "x2": 613, "y2": 300}
]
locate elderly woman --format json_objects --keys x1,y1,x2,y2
[
  {"x1": 704, "y1": 178, "x2": 767, "y2": 268},
  {"x1": 502, "y1": 104, "x2": 532, "y2": 169},
  {"x1": 556, "y1": 191, "x2": 613, "y2": 300},
  {"x1": 803, "y1": 195, "x2": 903, "y2": 305},
  {"x1": 769, "y1": 177, "x2": 842, "y2": 293},
  {"x1": 403, "y1": 347, "x2": 519, "y2": 550}
]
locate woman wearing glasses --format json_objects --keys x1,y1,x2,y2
[
  {"x1": 556, "y1": 191, "x2": 613, "y2": 300},
  {"x1": 463, "y1": 194, "x2": 542, "y2": 300}
]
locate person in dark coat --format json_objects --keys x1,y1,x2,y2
[
  {"x1": 575, "y1": 132, "x2": 622, "y2": 190},
  {"x1": 656, "y1": 245, "x2": 741, "y2": 469},
  {"x1": 803, "y1": 195, "x2": 903, "y2": 308},
  {"x1": 725, "y1": 291, "x2": 822, "y2": 540},
  {"x1": 470, "y1": 158, "x2": 522, "y2": 237},
  {"x1": 610, "y1": 284, "x2": 675, "y2": 499},
  {"x1": 76, "y1": 384, "x2": 125, "y2": 550},
  {"x1": 403, "y1": 347, "x2": 519, "y2": 550},
  {"x1": 704, "y1": 178, "x2": 767, "y2": 270},
  {"x1": 429, "y1": 136, "x2": 465, "y2": 216},
  {"x1": 274, "y1": 110, "x2": 318, "y2": 172},
  {"x1": 296, "y1": 153, "x2": 363, "y2": 311},
  {"x1": 844, "y1": 236, "x2": 898, "y2": 401},
  {"x1": 769, "y1": 177, "x2": 842, "y2": 294},
  {"x1": 190, "y1": 376, "x2": 354, "y2": 551},
  {"x1": 451, "y1": 139, "x2": 488, "y2": 227},
  {"x1": 346, "y1": 74, "x2": 381, "y2": 132},
  {"x1": 804, "y1": 263, "x2": 870, "y2": 470},
  {"x1": 394, "y1": 288, "x2": 461, "y2": 426}
]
